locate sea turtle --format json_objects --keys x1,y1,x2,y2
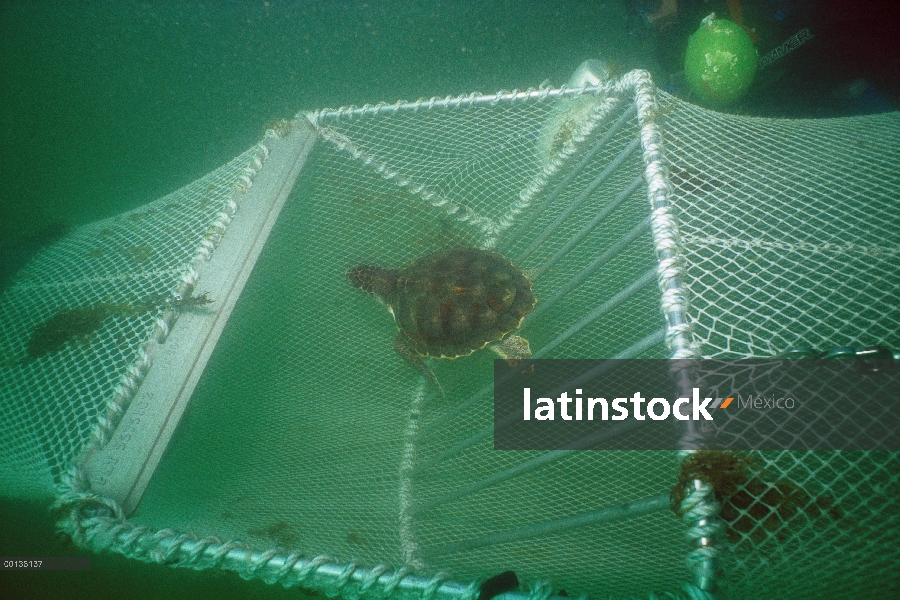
[{"x1": 347, "y1": 247, "x2": 536, "y2": 392}]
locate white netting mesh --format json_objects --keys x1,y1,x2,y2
[
  {"x1": 720, "y1": 450, "x2": 900, "y2": 599},
  {"x1": 663, "y1": 102, "x2": 899, "y2": 357},
  {"x1": 1, "y1": 72, "x2": 898, "y2": 599},
  {"x1": 0, "y1": 144, "x2": 264, "y2": 499}
]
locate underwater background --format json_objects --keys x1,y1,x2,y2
[{"x1": 1, "y1": 1, "x2": 898, "y2": 598}]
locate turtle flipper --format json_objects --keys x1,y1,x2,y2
[
  {"x1": 394, "y1": 334, "x2": 445, "y2": 399},
  {"x1": 490, "y1": 334, "x2": 534, "y2": 372},
  {"x1": 491, "y1": 334, "x2": 531, "y2": 361}
]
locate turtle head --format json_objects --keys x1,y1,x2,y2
[{"x1": 347, "y1": 264, "x2": 397, "y2": 302}]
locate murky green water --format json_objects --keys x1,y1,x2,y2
[{"x1": 2, "y1": 1, "x2": 896, "y2": 598}]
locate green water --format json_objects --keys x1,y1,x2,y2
[
  {"x1": 0, "y1": 497, "x2": 314, "y2": 599},
  {"x1": 2, "y1": 1, "x2": 897, "y2": 598},
  {"x1": 0, "y1": 1, "x2": 640, "y2": 249},
  {"x1": 2, "y1": 0, "x2": 895, "y2": 258}
]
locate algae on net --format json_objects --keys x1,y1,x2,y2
[
  {"x1": 670, "y1": 450, "x2": 849, "y2": 547},
  {"x1": 25, "y1": 292, "x2": 213, "y2": 361}
]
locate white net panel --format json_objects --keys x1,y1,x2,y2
[
  {"x1": 721, "y1": 450, "x2": 900, "y2": 599},
  {"x1": 1, "y1": 71, "x2": 898, "y2": 599},
  {"x1": 0, "y1": 145, "x2": 261, "y2": 499},
  {"x1": 662, "y1": 100, "x2": 899, "y2": 357}
]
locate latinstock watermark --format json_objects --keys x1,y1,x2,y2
[
  {"x1": 522, "y1": 388, "x2": 722, "y2": 421},
  {"x1": 494, "y1": 359, "x2": 898, "y2": 451}
]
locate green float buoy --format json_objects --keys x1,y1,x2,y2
[{"x1": 684, "y1": 14, "x2": 758, "y2": 108}]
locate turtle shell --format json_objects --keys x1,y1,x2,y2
[{"x1": 349, "y1": 248, "x2": 535, "y2": 358}]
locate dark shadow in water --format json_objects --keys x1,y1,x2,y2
[
  {"x1": 0, "y1": 221, "x2": 71, "y2": 294},
  {"x1": 0, "y1": 497, "x2": 321, "y2": 600}
]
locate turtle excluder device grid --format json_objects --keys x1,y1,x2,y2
[{"x1": 1, "y1": 67, "x2": 898, "y2": 600}]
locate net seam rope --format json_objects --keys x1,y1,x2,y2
[
  {"x1": 307, "y1": 84, "x2": 628, "y2": 249},
  {"x1": 78, "y1": 133, "x2": 273, "y2": 454}
]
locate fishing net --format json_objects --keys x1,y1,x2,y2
[{"x1": 1, "y1": 69, "x2": 897, "y2": 599}]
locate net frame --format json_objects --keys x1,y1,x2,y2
[
  {"x1": 44, "y1": 71, "x2": 707, "y2": 600},
  {"x1": 0, "y1": 68, "x2": 895, "y2": 600}
]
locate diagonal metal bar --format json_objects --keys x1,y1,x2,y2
[
  {"x1": 517, "y1": 136, "x2": 641, "y2": 264},
  {"x1": 415, "y1": 325, "x2": 665, "y2": 478},
  {"x1": 414, "y1": 328, "x2": 666, "y2": 510},
  {"x1": 421, "y1": 494, "x2": 670, "y2": 558},
  {"x1": 530, "y1": 174, "x2": 645, "y2": 282},
  {"x1": 414, "y1": 421, "x2": 643, "y2": 517},
  {"x1": 529, "y1": 268, "x2": 657, "y2": 358},
  {"x1": 525, "y1": 217, "x2": 652, "y2": 325},
  {"x1": 501, "y1": 103, "x2": 636, "y2": 254}
]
